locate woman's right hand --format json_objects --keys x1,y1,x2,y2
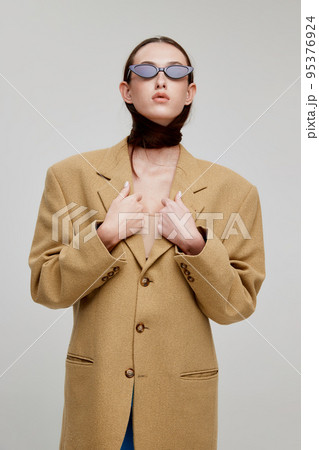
[{"x1": 97, "y1": 181, "x2": 144, "y2": 249}]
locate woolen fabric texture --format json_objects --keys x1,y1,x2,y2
[{"x1": 28, "y1": 136, "x2": 266, "y2": 449}]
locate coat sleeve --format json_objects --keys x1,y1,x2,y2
[
  {"x1": 28, "y1": 166, "x2": 127, "y2": 310},
  {"x1": 173, "y1": 184, "x2": 266, "y2": 325}
]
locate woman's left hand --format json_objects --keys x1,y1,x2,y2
[{"x1": 157, "y1": 191, "x2": 206, "y2": 255}]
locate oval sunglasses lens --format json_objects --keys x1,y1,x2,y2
[
  {"x1": 134, "y1": 65, "x2": 157, "y2": 78},
  {"x1": 166, "y1": 66, "x2": 190, "y2": 78}
]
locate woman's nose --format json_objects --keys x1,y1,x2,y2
[{"x1": 155, "y1": 73, "x2": 167, "y2": 88}]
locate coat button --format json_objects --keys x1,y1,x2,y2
[
  {"x1": 125, "y1": 368, "x2": 135, "y2": 378},
  {"x1": 102, "y1": 276, "x2": 108, "y2": 281},
  {"x1": 113, "y1": 266, "x2": 120, "y2": 272},
  {"x1": 180, "y1": 263, "x2": 187, "y2": 268},
  {"x1": 108, "y1": 271, "x2": 114, "y2": 277},
  {"x1": 184, "y1": 269, "x2": 190, "y2": 275},
  {"x1": 140, "y1": 277, "x2": 150, "y2": 286},
  {"x1": 136, "y1": 323, "x2": 145, "y2": 333},
  {"x1": 187, "y1": 276, "x2": 194, "y2": 282}
]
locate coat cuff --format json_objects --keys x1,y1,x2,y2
[{"x1": 173, "y1": 225, "x2": 235, "y2": 297}]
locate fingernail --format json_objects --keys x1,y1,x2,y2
[
  {"x1": 124, "y1": 181, "x2": 129, "y2": 187},
  {"x1": 178, "y1": 190, "x2": 182, "y2": 198}
]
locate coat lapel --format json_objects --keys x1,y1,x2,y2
[{"x1": 96, "y1": 136, "x2": 207, "y2": 271}]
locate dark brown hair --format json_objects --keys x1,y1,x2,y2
[{"x1": 122, "y1": 36, "x2": 194, "y2": 177}]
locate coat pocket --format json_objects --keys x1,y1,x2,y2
[
  {"x1": 66, "y1": 352, "x2": 94, "y2": 366},
  {"x1": 180, "y1": 368, "x2": 218, "y2": 380}
]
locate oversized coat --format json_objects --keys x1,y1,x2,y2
[{"x1": 28, "y1": 136, "x2": 266, "y2": 449}]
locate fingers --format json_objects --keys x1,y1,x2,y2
[
  {"x1": 117, "y1": 182, "x2": 143, "y2": 202},
  {"x1": 117, "y1": 180, "x2": 133, "y2": 201},
  {"x1": 161, "y1": 198, "x2": 167, "y2": 206},
  {"x1": 117, "y1": 181, "x2": 130, "y2": 199},
  {"x1": 135, "y1": 192, "x2": 143, "y2": 202},
  {"x1": 161, "y1": 197, "x2": 176, "y2": 207}
]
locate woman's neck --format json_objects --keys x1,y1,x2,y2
[{"x1": 129, "y1": 144, "x2": 180, "y2": 167}]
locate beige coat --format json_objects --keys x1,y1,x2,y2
[{"x1": 28, "y1": 136, "x2": 266, "y2": 449}]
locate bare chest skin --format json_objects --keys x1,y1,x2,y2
[
  {"x1": 130, "y1": 147, "x2": 180, "y2": 259},
  {"x1": 132, "y1": 165, "x2": 177, "y2": 213},
  {"x1": 130, "y1": 148, "x2": 180, "y2": 214}
]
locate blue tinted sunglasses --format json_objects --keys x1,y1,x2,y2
[{"x1": 127, "y1": 64, "x2": 194, "y2": 80}]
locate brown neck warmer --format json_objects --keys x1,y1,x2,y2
[{"x1": 127, "y1": 105, "x2": 182, "y2": 149}]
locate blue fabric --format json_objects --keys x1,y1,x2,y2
[{"x1": 120, "y1": 385, "x2": 134, "y2": 449}]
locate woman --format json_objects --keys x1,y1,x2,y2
[{"x1": 28, "y1": 36, "x2": 266, "y2": 449}]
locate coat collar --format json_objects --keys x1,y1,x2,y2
[{"x1": 96, "y1": 136, "x2": 207, "y2": 272}]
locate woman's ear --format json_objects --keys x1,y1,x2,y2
[
  {"x1": 119, "y1": 81, "x2": 133, "y2": 104},
  {"x1": 185, "y1": 82, "x2": 197, "y2": 105}
]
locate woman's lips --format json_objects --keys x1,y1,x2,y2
[{"x1": 152, "y1": 97, "x2": 169, "y2": 103}]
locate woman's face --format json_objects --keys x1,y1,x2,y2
[{"x1": 119, "y1": 42, "x2": 196, "y2": 126}]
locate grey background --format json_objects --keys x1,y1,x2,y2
[{"x1": 0, "y1": 0, "x2": 300, "y2": 449}]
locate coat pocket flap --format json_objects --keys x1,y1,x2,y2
[
  {"x1": 180, "y1": 368, "x2": 218, "y2": 380},
  {"x1": 66, "y1": 352, "x2": 94, "y2": 365}
]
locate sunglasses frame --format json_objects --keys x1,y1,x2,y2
[{"x1": 127, "y1": 64, "x2": 194, "y2": 80}]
